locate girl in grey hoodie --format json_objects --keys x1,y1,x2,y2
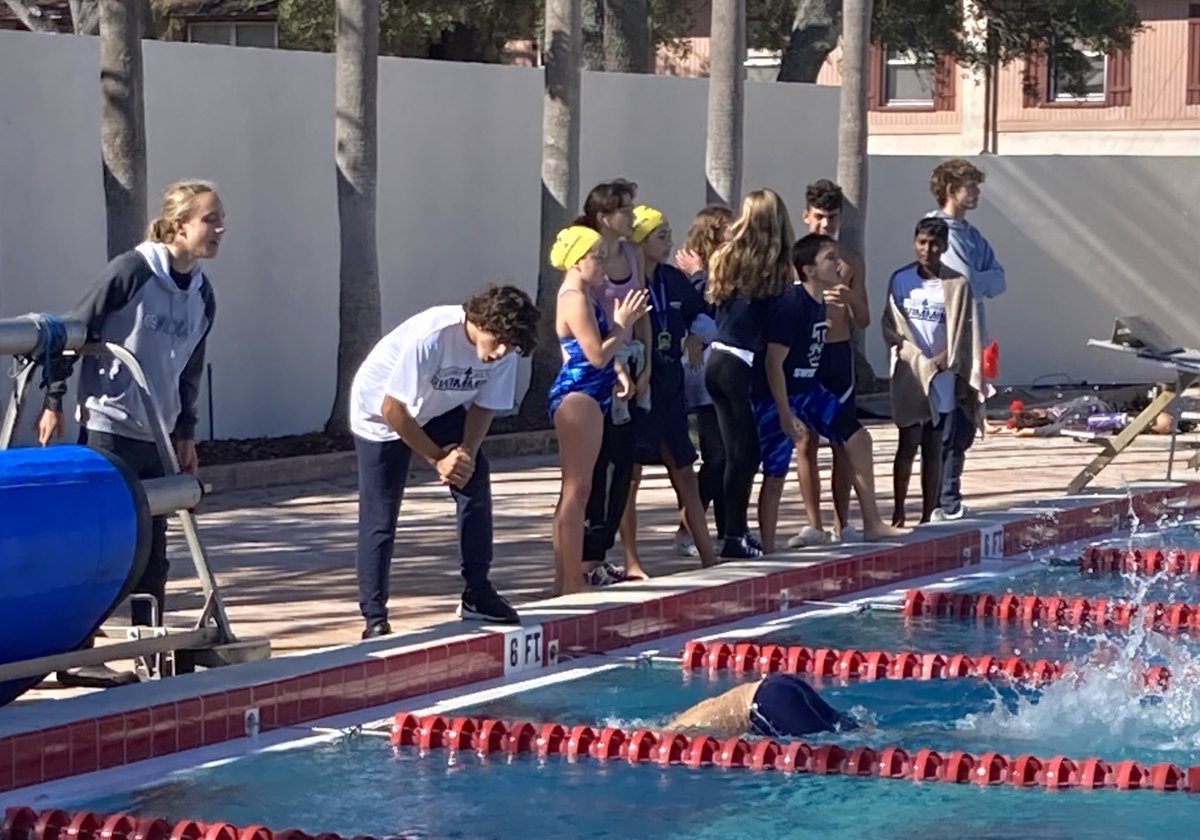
[{"x1": 38, "y1": 180, "x2": 223, "y2": 687}]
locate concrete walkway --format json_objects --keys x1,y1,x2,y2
[{"x1": 22, "y1": 424, "x2": 1198, "y2": 702}]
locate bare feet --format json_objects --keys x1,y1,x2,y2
[{"x1": 863, "y1": 523, "x2": 912, "y2": 542}]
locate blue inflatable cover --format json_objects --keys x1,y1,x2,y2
[{"x1": 0, "y1": 445, "x2": 144, "y2": 705}]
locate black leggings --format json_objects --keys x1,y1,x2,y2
[
  {"x1": 704, "y1": 349, "x2": 760, "y2": 539},
  {"x1": 692, "y1": 405, "x2": 727, "y2": 538}
]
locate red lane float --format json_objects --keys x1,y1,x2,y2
[
  {"x1": 0, "y1": 812, "x2": 392, "y2": 840},
  {"x1": 900, "y1": 587, "x2": 1200, "y2": 634},
  {"x1": 1080, "y1": 546, "x2": 1200, "y2": 576},
  {"x1": 383, "y1": 712, "x2": 1200, "y2": 795},
  {"x1": 678, "y1": 639, "x2": 1168, "y2": 689}
]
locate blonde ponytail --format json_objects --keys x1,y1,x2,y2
[{"x1": 146, "y1": 179, "x2": 217, "y2": 244}]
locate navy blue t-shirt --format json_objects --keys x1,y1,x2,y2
[
  {"x1": 714, "y1": 291, "x2": 788, "y2": 355},
  {"x1": 782, "y1": 284, "x2": 828, "y2": 395},
  {"x1": 749, "y1": 286, "x2": 811, "y2": 397},
  {"x1": 646, "y1": 262, "x2": 707, "y2": 404}
]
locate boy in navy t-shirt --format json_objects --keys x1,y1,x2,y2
[{"x1": 756, "y1": 234, "x2": 909, "y2": 552}]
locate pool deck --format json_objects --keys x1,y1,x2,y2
[{"x1": 20, "y1": 424, "x2": 1200, "y2": 695}]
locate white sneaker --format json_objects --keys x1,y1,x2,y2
[
  {"x1": 674, "y1": 536, "x2": 700, "y2": 557},
  {"x1": 930, "y1": 506, "x2": 967, "y2": 522},
  {"x1": 787, "y1": 526, "x2": 831, "y2": 548},
  {"x1": 834, "y1": 526, "x2": 862, "y2": 544}
]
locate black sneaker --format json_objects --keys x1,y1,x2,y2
[
  {"x1": 720, "y1": 534, "x2": 764, "y2": 559},
  {"x1": 457, "y1": 584, "x2": 520, "y2": 624},
  {"x1": 361, "y1": 621, "x2": 392, "y2": 640}
]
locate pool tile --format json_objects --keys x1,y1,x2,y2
[
  {"x1": 251, "y1": 682, "x2": 279, "y2": 731},
  {"x1": 96, "y1": 714, "x2": 125, "y2": 769},
  {"x1": 319, "y1": 668, "x2": 348, "y2": 717},
  {"x1": 12, "y1": 732, "x2": 42, "y2": 789},
  {"x1": 200, "y1": 693, "x2": 230, "y2": 745},
  {"x1": 273, "y1": 677, "x2": 303, "y2": 727},
  {"x1": 41, "y1": 726, "x2": 71, "y2": 782},
  {"x1": 385, "y1": 648, "x2": 428, "y2": 700},
  {"x1": 425, "y1": 645, "x2": 455, "y2": 693},
  {"x1": 466, "y1": 635, "x2": 504, "y2": 682},
  {"x1": 596, "y1": 606, "x2": 632, "y2": 651},
  {"x1": 0, "y1": 737, "x2": 13, "y2": 790},
  {"x1": 67, "y1": 721, "x2": 99, "y2": 776},
  {"x1": 225, "y1": 688, "x2": 254, "y2": 737},
  {"x1": 177, "y1": 698, "x2": 204, "y2": 750},
  {"x1": 149, "y1": 704, "x2": 177, "y2": 759},
  {"x1": 123, "y1": 708, "x2": 152, "y2": 763},
  {"x1": 295, "y1": 672, "x2": 323, "y2": 722},
  {"x1": 363, "y1": 658, "x2": 388, "y2": 706}
]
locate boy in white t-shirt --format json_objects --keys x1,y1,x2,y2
[
  {"x1": 882, "y1": 218, "x2": 984, "y2": 526},
  {"x1": 349, "y1": 285, "x2": 540, "y2": 637}
]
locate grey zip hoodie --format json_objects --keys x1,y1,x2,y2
[{"x1": 44, "y1": 242, "x2": 216, "y2": 442}]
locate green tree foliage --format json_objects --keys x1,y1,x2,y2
[
  {"x1": 278, "y1": 0, "x2": 533, "y2": 60},
  {"x1": 779, "y1": 0, "x2": 1143, "y2": 92}
]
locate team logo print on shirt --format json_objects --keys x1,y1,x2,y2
[
  {"x1": 142, "y1": 313, "x2": 194, "y2": 339},
  {"x1": 431, "y1": 366, "x2": 492, "y2": 391},
  {"x1": 903, "y1": 298, "x2": 946, "y2": 325},
  {"x1": 792, "y1": 322, "x2": 827, "y2": 380}
]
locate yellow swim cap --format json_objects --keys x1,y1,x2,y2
[
  {"x1": 549, "y1": 225, "x2": 602, "y2": 271},
  {"x1": 631, "y1": 205, "x2": 665, "y2": 244}
]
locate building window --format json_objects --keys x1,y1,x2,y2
[
  {"x1": 187, "y1": 21, "x2": 277, "y2": 48},
  {"x1": 1050, "y1": 49, "x2": 1107, "y2": 102},
  {"x1": 884, "y1": 51, "x2": 935, "y2": 106}
]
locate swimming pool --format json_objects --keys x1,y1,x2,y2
[{"x1": 59, "y1": 522, "x2": 1200, "y2": 840}]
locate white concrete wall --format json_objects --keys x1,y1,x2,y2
[{"x1": 2, "y1": 31, "x2": 1197, "y2": 441}]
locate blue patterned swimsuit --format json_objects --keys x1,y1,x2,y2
[{"x1": 547, "y1": 297, "x2": 616, "y2": 419}]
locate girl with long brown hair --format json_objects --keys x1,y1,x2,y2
[{"x1": 703, "y1": 189, "x2": 797, "y2": 559}]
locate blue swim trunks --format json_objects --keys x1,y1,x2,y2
[{"x1": 753, "y1": 384, "x2": 859, "y2": 478}]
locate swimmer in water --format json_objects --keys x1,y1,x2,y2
[{"x1": 666, "y1": 673, "x2": 859, "y2": 738}]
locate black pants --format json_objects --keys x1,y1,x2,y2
[
  {"x1": 704, "y1": 349, "x2": 760, "y2": 539},
  {"x1": 692, "y1": 405, "x2": 727, "y2": 538},
  {"x1": 83, "y1": 429, "x2": 168, "y2": 627},
  {"x1": 582, "y1": 412, "x2": 636, "y2": 562},
  {"x1": 354, "y1": 407, "x2": 493, "y2": 626},
  {"x1": 937, "y1": 406, "x2": 976, "y2": 515}
]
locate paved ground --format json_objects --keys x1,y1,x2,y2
[{"x1": 23, "y1": 422, "x2": 1199, "y2": 701}]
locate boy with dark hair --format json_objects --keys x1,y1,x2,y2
[
  {"x1": 882, "y1": 218, "x2": 985, "y2": 524},
  {"x1": 349, "y1": 284, "x2": 540, "y2": 637},
  {"x1": 795, "y1": 179, "x2": 870, "y2": 546},
  {"x1": 925, "y1": 159, "x2": 1005, "y2": 345},
  {"x1": 754, "y1": 234, "x2": 906, "y2": 552}
]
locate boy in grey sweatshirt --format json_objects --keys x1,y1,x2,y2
[{"x1": 925, "y1": 159, "x2": 1006, "y2": 343}]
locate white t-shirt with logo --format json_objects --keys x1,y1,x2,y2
[
  {"x1": 350, "y1": 305, "x2": 518, "y2": 442},
  {"x1": 893, "y1": 270, "x2": 955, "y2": 414}
]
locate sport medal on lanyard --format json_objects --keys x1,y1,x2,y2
[{"x1": 651, "y1": 277, "x2": 672, "y2": 353}]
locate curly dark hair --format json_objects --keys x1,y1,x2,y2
[
  {"x1": 805, "y1": 179, "x2": 844, "y2": 213},
  {"x1": 930, "y1": 158, "x2": 986, "y2": 204},
  {"x1": 463, "y1": 284, "x2": 541, "y2": 356}
]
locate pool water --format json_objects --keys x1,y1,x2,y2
[
  {"x1": 78, "y1": 736, "x2": 1168, "y2": 840},
  {"x1": 69, "y1": 526, "x2": 1200, "y2": 839}
]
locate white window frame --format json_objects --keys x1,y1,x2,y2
[
  {"x1": 1050, "y1": 48, "x2": 1107, "y2": 102},
  {"x1": 884, "y1": 50, "x2": 936, "y2": 107},
  {"x1": 186, "y1": 21, "x2": 278, "y2": 48}
]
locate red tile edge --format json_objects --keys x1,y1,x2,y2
[{"x1": 1, "y1": 484, "x2": 1197, "y2": 793}]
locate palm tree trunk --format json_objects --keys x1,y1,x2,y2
[
  {"x1": 518, "y1": 0, "x2": 581, "y2": 425},
  {"x1": 99, "y1": 0, "x2": 147, "y2": 259},
  {"x1": 835, "y1": 0, "x2": 878, "y2": 391},
  {"x1": 776, "y1": 0, "x2": 839, "y2": 83},
  {"x1": 705, "y1": 0, "x2": 745, "y2": 207},
  {"x1": 325, "y1": 0, "x2": 381, "y2": 436},
  {"x1": 603, "y1": 0, "x2": 650, "y2": 72}
]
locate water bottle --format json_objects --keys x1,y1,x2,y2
[{"x1": 1086, "y1": 412, "x2": 1128, "y2": 432}]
